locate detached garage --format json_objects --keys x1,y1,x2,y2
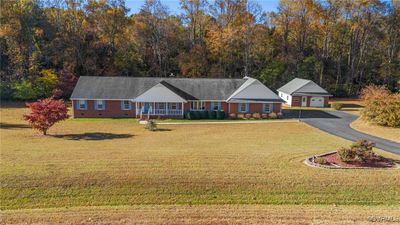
[{"x1": 277, "y1": 78, "x2": 332, "y2": 108}]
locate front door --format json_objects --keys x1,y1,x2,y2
[{"x1": 301, "y1": 96, "x2": 307, "y2": 107}]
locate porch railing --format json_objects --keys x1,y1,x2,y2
[{"x1": 154, "y1": 109, "x2": 182, "y2": 115}]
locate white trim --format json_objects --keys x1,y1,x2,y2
[{"x1": 71, "y1": 98, "x2": 134, "y2": 101}]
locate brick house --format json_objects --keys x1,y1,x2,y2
[
  {"x1": 277, "y1": 78, "x2": 332, "y2": 108},
  {"x1": 70, "y1": 76, "x2": 283, "y2": 118}
]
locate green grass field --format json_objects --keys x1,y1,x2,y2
[{"x1": 1, "y1": 103, "x2": 400, "y2": 223}]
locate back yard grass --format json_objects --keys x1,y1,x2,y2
[{"x1": 1, "y1": 103, "x2": 400, "y2": 222}]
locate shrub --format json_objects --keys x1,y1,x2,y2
[
  {"x1": 186, "y1": 111, "x2": 194, "y2": 120},
  {"x1": 23, "y1": 98, "x2": 69, "y2": 135},
  {"x1": 216, "y1": 110, "x2": 225, "y2": 120},
  {"x1": 245, "y1": 113, "x2": 252, "y2": 119},
  {"x1": 337, "y1": 140, "x2": 376, "y2": 163},
  {"x1": 261, "y1": 113, "x2": 268, "y2": 119},
  {"x1": 277, "y1": 112, "x2": 283, "y2": 118},
  {"x1": 314, "y1": 157, "x2": 328, "y2": 165},
  {"x1": 269, "y1": 112, "x2": 278, "y2": 119},
  {"x1": 0, "y1": 81, "x2": 14, "y2": 100},
  {"x1": 331, "y1": 102, "x2": 343, "y2": 110},
  {"x1": 252, "y1": 113, "x2": 261, "y2": 119},
  {"x1": 360, "y1": 85, "x2": 400, "y2": 127},
  {"x1": 237, "y1": 113, "x2": 245, "y2": 119},
  {"x1": 145, "y1": 120, "x2": 157, "y2": 131},
  {"x1": 229, "y1": 113, "x2": 236, "y2": 119},
  {"x1": 208, "y1": 110, "x2": 216, "y2": 119},
  {"x1": 193, "y1": 111, "x2": 201, "y2": 120},
  {"x1": 200, "y1": 110, "x2": 209, "y2": 119}
]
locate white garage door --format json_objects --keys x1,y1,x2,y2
[{"x1": 310, "y1": 97, "x2": 324, "y2": 107}]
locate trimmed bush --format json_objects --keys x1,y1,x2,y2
[
  {"x1": 252, "y1": 113, "x2": 261, "y2": 119},
  {"x1": 245, "y1": 113, "x2": 252, "y2": 119},
  {"x1": 186, "y1": 111, "x2": 194, "y2": 120},
  {"x1": 315, "y1": 157, "x2": 328, "y2": 165},
  {"x1": 261, "y1": 113, "x2": 268, "y2": 119},
  {"x1": 269, "y1": 112, "x2": 278, "y2": 119},
  {"x1": 337, "y1": 140, "x2": 376, "y2": 163},
  {"x1": 200, "y1": 110, "x2": 209, "y2": 119},
  {"x1": 216, "y1": 110, "x2": 225, "y2": 120},
  {"x1": 331, "y1": 102, "x2": 343, "y2": 110},
  {"x1": 193, "y1": 111, "x2": 201, "y2": 120},
  {"x1": 277, "y1": 112, "x2": 283, "y2": 118},
  {"x1": 237, "y1": 113, "x2": 245, "y2": 119},
  {"x1": 208, "y1": 110, "x2": 217, "y2": 119},
  {"x1": 145, "y1": 120, "x2": 157, "y2": 131},
  {"x1": 229, "y1": 113, "x2": 236, "y2": 119}
]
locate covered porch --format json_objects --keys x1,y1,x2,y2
[{"x1": 135, "y1": 102, "x2": 184, "y2": 118}]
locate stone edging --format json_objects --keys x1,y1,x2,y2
[{"x1": 304, "y1": 151, "x2": 400, "y2": 170}]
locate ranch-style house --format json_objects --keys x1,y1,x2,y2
[{"x1": 70, "y1": 76, "x2": 283, "y2": 119}]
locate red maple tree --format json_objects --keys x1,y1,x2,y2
[{"x1": 23, "y1": 98, "x2": 69, "y2": 135}]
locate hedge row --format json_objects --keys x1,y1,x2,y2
[{"x1": 185, "y1": 110, "x2": 226, "y2": 120}]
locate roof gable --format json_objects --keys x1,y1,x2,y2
[
  {"x1": 135, "y1": 82, "x2": 187, "y2": 102},
  {"x1": 228, "y1": 78, "x2": 281, "y2": 102},
  {"x1": 277, "y1": 78, "x2": 329, "y2": 95}
]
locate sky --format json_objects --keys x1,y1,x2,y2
[{"x1": 125, "y1": 0, "x2": 280, "y2": 15}]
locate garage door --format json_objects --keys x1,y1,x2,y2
[{"x1": 310, "y1": 97, "x2": 324, "y2": 107}]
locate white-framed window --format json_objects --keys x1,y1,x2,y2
[
  {"x1": 263, "y1": 103, "x2": 272, "y2": 113},
  {"x1": 169, "y1": 103, "x2": 178, "y2": 110},
  {"x1": 121, "y1": 100, "x2": 131, "y2": 110},
  {"x1": 156, "y1": 102, "x2": 166, "y2": 110},
  {"x1": 238, "y1": 103, "x2": 248, "y2": 113},
  {"x1": 190, "y1": 101, "x2": 204, "y2": 110},
  {"x1": 94, "y1": 100, "x2": 105, "y2": 110},
  {"x1": 210, "y1": 102, "x2": 222, "y2": 111},
  {"x1": 77, "y1": 100, "x2": 87, "y2": 110}
]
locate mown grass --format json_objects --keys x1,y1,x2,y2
[{"x1": 1, "y1": 104, "x2": 399, "y2": 210}]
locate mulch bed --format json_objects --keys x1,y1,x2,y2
[{"x1": 316, "y1": 152, "x2": 397, "y2": 169}]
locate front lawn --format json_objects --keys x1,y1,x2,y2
[{"x1": 1, "y1": 104, "x2": 399, "y2": 211}]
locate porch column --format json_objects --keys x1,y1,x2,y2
[
  {"x1": 165, "y1": 102, "x2": 168, "y2": 115},
  {"x1": 181, "y1": 102, "x2": 184, "y2": 117},
  {"x1": 153, "y1": 102, "x2": 155, "y2": 115}
]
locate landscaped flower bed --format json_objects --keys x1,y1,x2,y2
[{"x1": 305, "y1": 140, "x2": 399, "y2": 169}]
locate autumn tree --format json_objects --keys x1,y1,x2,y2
[{"x1": 23, "y1": 98, "x2": 69, "y2": 135}]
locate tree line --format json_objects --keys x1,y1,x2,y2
[{"x1": 1, "y1": 0, "x2": 399, "y2": 100}]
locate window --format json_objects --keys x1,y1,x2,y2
[
  {"x1": 302, "y1": 97, "x2": 307, "y2": 102},
  {"x1": 156, "y1": 102, "x2": 165, "y2": 110},
  {"x1": 280, "y1": 93, "x2": 283, "y2": 97},
  {"x1": 169, "y1": 103, "x2": 178, "y2": 110},
  {"x1": 210, "y1": 102, "x2": 222, "y2": 111},
  {"x1": 238, "y1": 103, "x2": 248, "y2": 113},
  {"x1": 121, "y1": 100, "x2": 131, "y2": 110},
  {"x1": 190, "y1": 101, "x2": 204, "y2": 110},
  {"x1": 286, "y1": 96, "x2": 289, "y2": 100},
  {"x1": 77, "y1": 100, "x2": 87, "y2": 110},
  {"x1": 263, "y1": 103, "x2": 272, "y2": 113},
  {"x1": 95, "y1": 100, "x2": 105, "y2": 110}
]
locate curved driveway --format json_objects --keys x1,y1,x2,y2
[{"x1": 283, "y1": 109, "x2": 400, "y2": 155}]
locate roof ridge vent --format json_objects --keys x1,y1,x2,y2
[{"x1": 243, "y1": 75, "x2": 251, "y2": 80}]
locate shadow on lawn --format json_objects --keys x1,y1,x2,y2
[
  {"x1": 0, "y1": 122, "x2": 30, "y2": 129},
  {"x1": 155, "y1": 128, "x2": 172, "y2": 132},
  {"x1": 52, "y1": 132, "x2": 134, "y2": 141}
]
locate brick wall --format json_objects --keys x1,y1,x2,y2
[
  {"x1": 73, "y1": 100, "x2": 282, "y2": 118},
  {"x1": 73, "y1": 100, "x2": 136, "y2": 118}
]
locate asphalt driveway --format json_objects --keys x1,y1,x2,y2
[{"x1": 283, "y1": 109, "x2": 400, "y2": 155}]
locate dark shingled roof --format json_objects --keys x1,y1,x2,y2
[
  {"x1": 277, "y1": 78, "x2": 330, "y2": 95},
  {"x1": 71, "y1": 76, "x2": 246, "y2": 100}
]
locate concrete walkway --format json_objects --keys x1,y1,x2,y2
[
  {"x1": 283, "y1": 109, "x2": 400, "y2": 155},
  {"x1": 157, "y1": 119, "x2": 299, "y2": 125}
]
